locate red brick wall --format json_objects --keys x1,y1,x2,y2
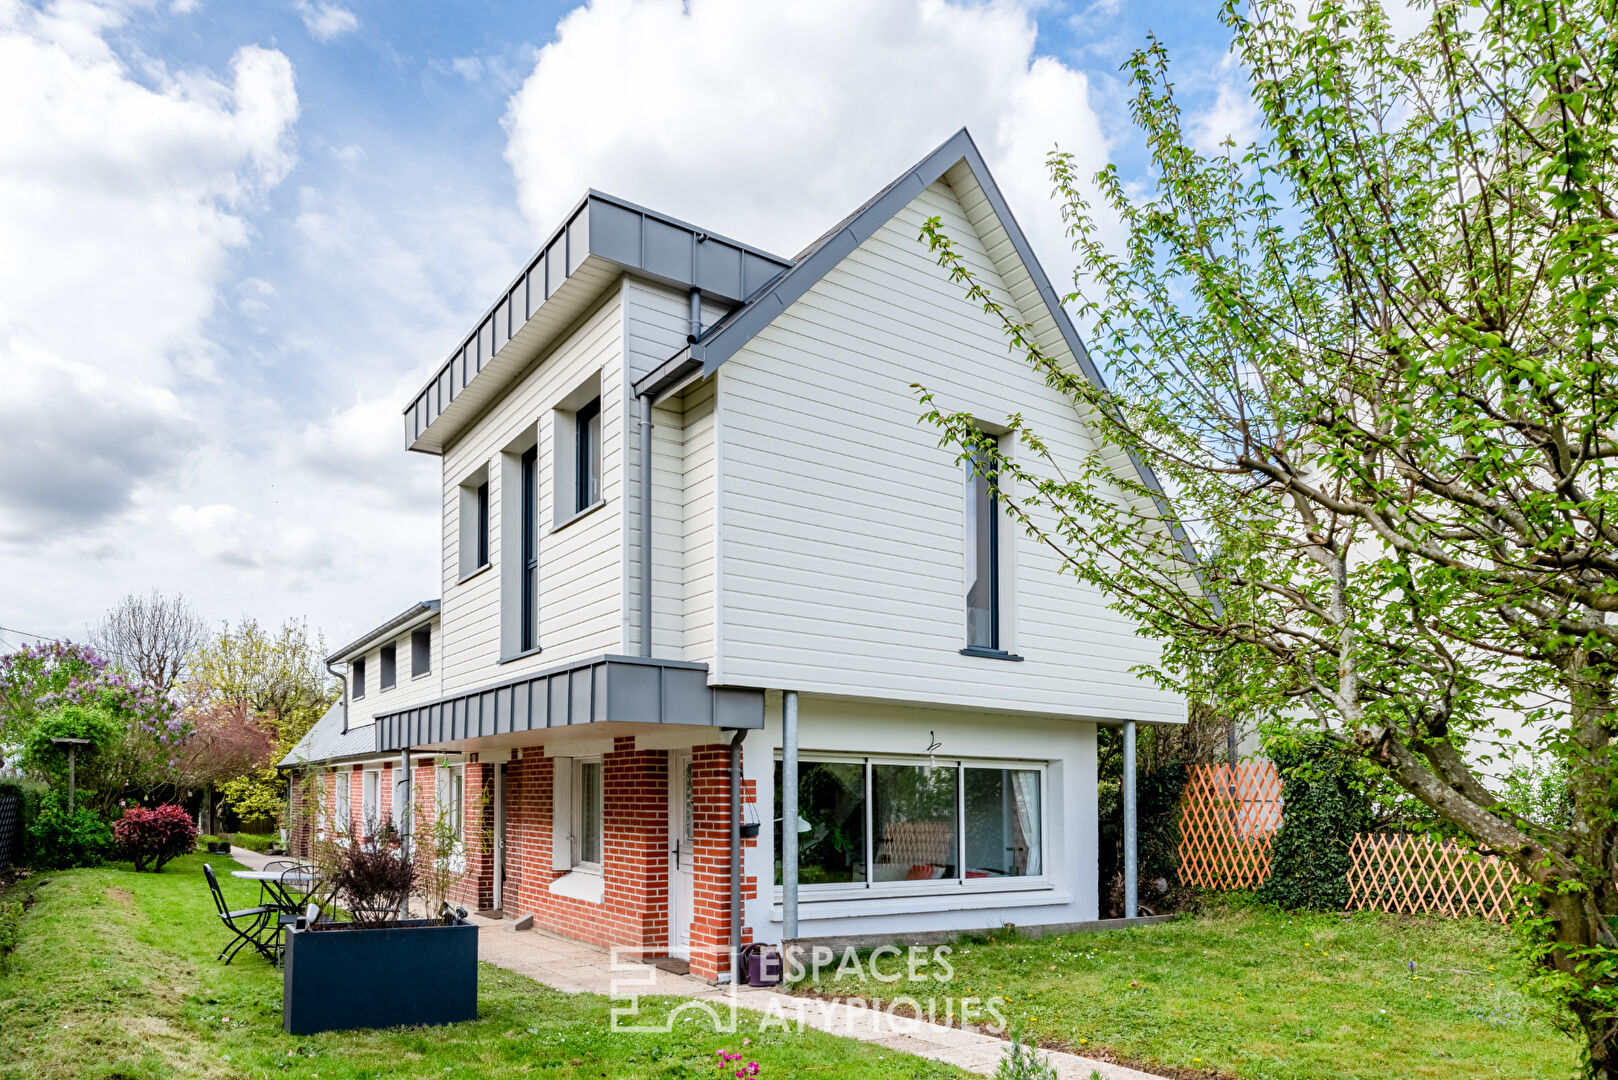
[{"x1": 687, "y1": 743, "x2": 758, "y2": 980}]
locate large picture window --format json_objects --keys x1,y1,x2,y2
[{"x1": 775, "y1": 756, "x2": 1044, "y2": 889}]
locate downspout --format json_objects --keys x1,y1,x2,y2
[
  {"x1": 639, "y1": 392, "x2": 654, "y2": 658},
  {"x1": 781, "y1": 690, "x2": 799, "y2": 941},
  {"x1": 1123, "y1": 719, "x2": 1138, "y2": 919},
  {"x1": 328, "y1": 660, "x2": 348, "y2": 733},
  {"x1": 729, "y1": 728, "x2": 745, "y2": 976}
]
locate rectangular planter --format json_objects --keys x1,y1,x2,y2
[{"x1": 283, "y1": 919, "x2": 478, "y2": 1034}]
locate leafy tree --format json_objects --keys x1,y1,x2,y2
[
  {"x1": 917, "y1": 0, "x2": 1618, "y2": 1071},
  {"x1": 188, "y1": 617, "x2": 335, "y2": 755}
]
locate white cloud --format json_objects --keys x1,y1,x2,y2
[
  {"x1": 294, "y1": 0, "x2": 357, "y2": 43},
  {"x1": 502, "y1": 0, "x2": 1113, "y2": 280},
  {"x1": 1189, "y1": 72, "x2": 1261, "y2": 157},
  {"x1": 0, "y1": 0, "x2": 298, "y2": 530}
]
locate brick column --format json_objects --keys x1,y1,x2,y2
[{"x1": 688, "y1": 742, "x2": 758, "y2": 981}]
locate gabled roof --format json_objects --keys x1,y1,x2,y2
[
  {"x1": 325, "y1": 600, "x2": 441, "y2": 665},
  {"x1": 633, "y1": 128, "x2": 1177, "y2": 520},
  {"x1": 278, "y1": 701, "x2": 378, "y2": 768}
]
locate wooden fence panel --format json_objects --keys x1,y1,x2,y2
[
  {"x1": 1346, "y1": 833, "x2": 1521, "y2": 923},
  {"x1": 1176, "y1": 761, "x2": 1283, "y2": 889}
]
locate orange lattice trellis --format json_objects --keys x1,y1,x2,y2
[
  {"x1": 1346, "y1": 833, "x2": 1523, "y2": 924},
  {"x1": 1176, "y1": 761, "x2": 1283, "y2": 889}
]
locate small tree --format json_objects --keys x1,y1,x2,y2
[{"x1": 113, "y1": 805, "x2": 199, "y2": 872}]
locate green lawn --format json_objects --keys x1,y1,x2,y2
[
  {"x1": 0, "y1": 854, "x2": 967, "y2": 1080},
  {"x1": 796, "y1": 898, "x2": 1577, "y2": 1080}
]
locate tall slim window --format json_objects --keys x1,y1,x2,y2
[
  {"x1": 476, "y1": 481, "x2": 490, "y2": 566},
  {"x1": 352, "y1": 657, "x2": 366, "y2": 699},
  {"x1": 521, "y1": 445, "x2": 539, "y2": 652},
  {"x1": 411, "y1": 625, "x2": 431, "y2": 677},
  {"x1": 966, "y1": 449, "x2": 999, "y2": 649},
  {"x1": 379, "y1": 642, "x2": 396, "y2": 690},
  {"x1": 575, "y1": 397, "x2": 601, "y2": 512},
  {"x1": 576, "y1": 760, "x2": 603, "y2": 867}
]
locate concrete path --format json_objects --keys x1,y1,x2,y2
[{"x1": 475, "y1": 921, "x2": 1161, "y2": 1080}]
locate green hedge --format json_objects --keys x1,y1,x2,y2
[{"x1": 1257, "y1": 738, "x2": 1371, "y2": 911}]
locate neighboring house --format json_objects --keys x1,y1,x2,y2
[{"x1": 282, "y1": 128, "x2": 1184, "y2": 980}]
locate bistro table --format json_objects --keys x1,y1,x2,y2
[{"x1": 231, "y1": 867, "x2": 321, "y2": 913}]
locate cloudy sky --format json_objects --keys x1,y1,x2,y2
[{"x1": 0, "y1": 0, "x2": 1254, "y2": 652}]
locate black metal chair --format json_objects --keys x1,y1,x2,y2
[{"x1": 203, "y1": 863, "x2": 276, "y2": 964}]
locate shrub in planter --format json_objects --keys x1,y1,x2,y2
[
  {"x1": 114, "y1": 805, "x2": 199, "y2": 872},
  {"x1": 27, "y1": 795, "x2": 111, "y2": 870},
  {"x1": 327, "y1": 827, "x2": 416, "y2": 926}
]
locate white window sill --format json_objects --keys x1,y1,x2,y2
[
  {"x1": 769, "y1": 887, "x2": 1069, "y2": 923},
  {"x1": 457, "y1": 562, "x2": 493, "y2": 586},
  {"x1": 773, "y1": 877, "x2": 1053, "y2": 904},
  {"x1": 551, "y1": 498, "x2": 607, "y2": 535},
  {"x1": 548, "y1": 869, "x2": 604, "y2": 904}
]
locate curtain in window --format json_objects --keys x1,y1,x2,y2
[{"x1": 1011, "y1": 769, "x2": 1041, "y2": 876}]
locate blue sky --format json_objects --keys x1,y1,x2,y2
[{"x1": 0, "y1": 0, "x2": 1254, "y2": 651}]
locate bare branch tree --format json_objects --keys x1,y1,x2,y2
[{"x1": 91, "y1": 590, "x2": 206, "y2": 697}]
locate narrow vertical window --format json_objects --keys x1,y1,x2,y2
[
  {"x1": 521, "y1": 445, "x2": 539, "y2": 652},
  {"x1": 352, "y1": 657, "x2": 366, "y2": 699},
  {"x1": 575, "y1": 397, "x2": 601, "y2": 512},
  {"x1": 576, "y1": 760, "x2": 603, "y2": 866},
  {"x1": 411, "y1": 625, "x2": 431, "y2": 677},
  {"x1": 476, "y1": 480, "x2": 490, "y2": 567},
  {"x1": 965, "y1": 450, "x2": 998, "y2": 650},
  {"x1": 379, "y1": 642, "x2": 396, "y2": 690}
]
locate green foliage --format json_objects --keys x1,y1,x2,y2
[
  {"x1": 0, "y1": 899, "x2": 21, "y2": 957},
  {"x1": 26, "y1": 794, "x2": 111, "y2": 869},
  {"x1": 225, "y1": 831, "x2": 278, "y2": 853},
  {"x1": 995, "y1": 1022, "x2": 1058, "y2": 1080},
  {"x1": 1258, "y1": 739, "x2": 1371, "y2": 911},
  {"x1": 0, "y1": 776, "x2": 45, "y2": 866},
  {"x1": 217, "y1": 767, "x2": 285, "y2": 827},
  {"x1": 18, "y1": 704, "x2": 122, "y2": 790},
  {"x1": 187, "y1": 617, "x2": 335, "y2": 756}
]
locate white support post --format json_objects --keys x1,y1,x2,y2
[
  {"x1": 782, "y1": 691, "x2": 799, "y2": 942},
  {"x1": 1123, "y1": 719, "x2": 1138, "y2": 919}
]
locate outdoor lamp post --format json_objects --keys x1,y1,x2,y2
[{"x1": 49, "y1": 737, "x2": 90, "y2": 813}]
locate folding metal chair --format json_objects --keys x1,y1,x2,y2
[{"x1": 203, "y1": 863, "x2": 276, "y2": 964}]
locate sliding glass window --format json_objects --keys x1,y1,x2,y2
[{"x1": 776, "y1": 756, "x2": 1043, "y2": 889}]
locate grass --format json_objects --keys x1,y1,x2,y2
[
  {"x1": 0, "y1": 853, "x2": 968, "y2": 1080},
  {"x1": 797, "y1": 897, "x2": 1577, "y2": 1080}
]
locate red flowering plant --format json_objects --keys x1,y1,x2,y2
[{"x1": 113, "y1": 804, "x2": 199, "y2": 871}]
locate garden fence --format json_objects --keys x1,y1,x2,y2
[
  {"x1": 1176, "y1": 760, "x2": 1523, "y2": 923},
  {"x1": 0, "y1": 792, "x2": 19, "y2": 870}
]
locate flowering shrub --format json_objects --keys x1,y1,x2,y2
[
  {"x1": 113, "y1": 804, "x2": 199, "y2": 872},
  {"x1": 0, "y1": 641, "x2": 185, "y2": 757},
  {"x1": 715, "y1": 1050, "x2": 760, "y2": 1078}
]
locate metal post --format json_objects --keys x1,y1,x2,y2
[
  {"x1": 782, "y1": 691, "x2": 799, "y2": 942},
  {"x1": 1123, "y1": 719, "x2": 1137, "y2": 919},
  {"x1": 398, "y1": 749, "x2": 413, "y2": 861},
  {"x1": 729, "y1": 729, "x2": 745, "y2": 975}
]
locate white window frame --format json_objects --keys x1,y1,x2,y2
[
  {"x1": 361, "y1": 768, "x2": 380, "y2": 834},
  {"x1": 436, "y1": 763, "x2": 466, "y2": 851},
  {"x1": 773, "y1": 752, "x2": 1049, "y2": 901},
  {"x1": 572, "y1": 757, "x2": 604, "y2": 873}
]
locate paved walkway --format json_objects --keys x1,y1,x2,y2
[
  {"x1": 476, "y1": 921, "x2": 1160, "y2": 1080},
  {"x1": 230, "y1": 848, "x2": 1155, "y2": 1079}
]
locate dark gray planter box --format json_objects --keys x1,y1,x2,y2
[{"x1": 283, "y1": 920, "x2": 478, "y2": 1034}]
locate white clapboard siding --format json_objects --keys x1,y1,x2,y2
[
  {"x1": 439, "y1": 289, "x2": 627, "y2": 694},
  {"x1": 681, "y1": 379, "x2": 719, "y2": 665},
  {"x1": 346, "y1": 615, "x2": 443, "y2": 728},
  {"x1": 714, "y1": 178, "x2": 1184, "y2": 723}
]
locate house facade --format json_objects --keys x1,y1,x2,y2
[{"x1": 282, "y1": 129, "x2": 1183, "y2": 980}]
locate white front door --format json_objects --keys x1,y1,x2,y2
[{"x1": 669, "y1": 752, "x2": 696, "y2": 960}]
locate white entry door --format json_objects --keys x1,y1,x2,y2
[{"x1": 669, "y1": 752, "x2": 696, "y2": 960}]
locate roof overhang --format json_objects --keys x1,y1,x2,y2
[
  {"x1": 372, "y1": 653, "x2": 764, "y2": 754},
  {"x1": 326, "y1": 600, "x2": 441, "y2": 665},
  {"x1": 402, "y1": 192, "x2": 790, "y2": 455}
]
